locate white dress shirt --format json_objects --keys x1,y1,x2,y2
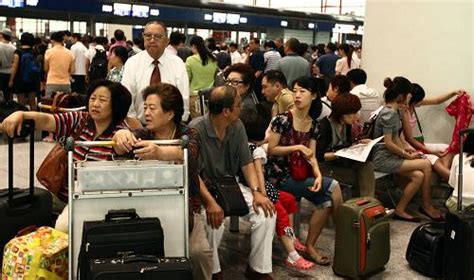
[
  {"x1": 230, "y1": 50, "x2": 242, "y2": 65},
  {"x1": 121, "y1": 50, "x2": 190, "y2": 122},
  {"x1": 71, "y1": 41, "x2": 88, "y2": 75}
]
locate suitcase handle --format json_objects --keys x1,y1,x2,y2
[
  {"x1": 122, "y1": 254, "x2": 158, "y2": 264},
  {"x1": 105, "y1": 209, "x2": 139, "y2": 221}
]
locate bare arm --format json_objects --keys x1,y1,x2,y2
[
  {"x1": 252, "y1": 158, "x2": 267, "y2": 194},
  {"x1": 267, "y1": 130, "x2": 304, "y2": 156},
  {"x1": 8, "y1": 54, "x2": 19, "y2": 87},
  {"x1": 69, "y1": 58, "x2": 75, "y2": 75},
  {"x1": 308, "y1": 139, "x2": 322, "y2": 179},
  {"x1": 420, "y1": 90, "x2": 462, "y2": 106},
  {"x1": 401, "y1": 108, "x2": 425, "y2": 151},
  {"x1": 2, "y1": 111, "x2": 56, "y2": 137}
]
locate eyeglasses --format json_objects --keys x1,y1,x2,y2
[
  {"x1": 143, "y1": 33, "x2": 167, "y2": 41},
  {"x1": 225, "y1": 79, "x2": 245, "y2": 86}
]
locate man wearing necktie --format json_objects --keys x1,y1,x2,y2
[{"x1": 122, "y1": 21, "x2": 190, "y2": 129}]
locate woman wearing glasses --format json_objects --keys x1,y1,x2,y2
[
  {"x1": 223, "y1": 63, "x2": 259, "y2": 115},
  {"x1": 185, "y1": 36, "x2": 218, "y2": 119}
]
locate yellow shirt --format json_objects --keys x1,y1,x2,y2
[
  {"x1": 45, "y1": 45, "x2": 74, "y2": 85},
  {"x1": 272, "y1": 88, "x2": 294, "y2": 116}
]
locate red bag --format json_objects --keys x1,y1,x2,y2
[{"x1": 288, "y1": 111, "x2": 313, "y2": 181}]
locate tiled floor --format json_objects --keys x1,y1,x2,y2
[{"x1": 1, "y1": 140, "x2": 445, "y2": 279}]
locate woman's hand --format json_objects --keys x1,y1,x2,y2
[
  {"x1": 297, "y1": 145, "x2": 314, "y2": 159},
  {"x1": 2, "y1": 111, "x2": 24, "y2": 137},
  {"x1": 357, "y1": 139, "x2": 371, "y2": 145},
  {"x1": 404, "y1": 147, "x2": 417, "y2": 154},
  {"x1": 308, "y1": 176, "x2": 322, "y2": 192},
  {"x1": 133, "y1": 141, "x2": 159, "y2": 160},
  {"x1": 113, "y1": 130, "x2": 138, "y2": 153}
]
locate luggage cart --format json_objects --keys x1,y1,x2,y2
[{"x1": 67, "y1": 139, "x2": 189, "y2": 279}]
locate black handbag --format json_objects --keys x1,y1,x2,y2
[
  {"x1": 405, "y1": 222, "x2": 445, "y2": 278},
  {"x1": 209, "y1": 176, "x2": 249, "y2": 217}
]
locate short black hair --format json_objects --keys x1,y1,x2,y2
[
  {"x1": 63, "y1": 30, "x2": 71, "y2": 37},
  {"x1": 251, "y1": 38, "x2": 260, "y2": 45},
  {"x1": 114, "y1": 29, "x2": 125, "y2": 41},
  {"x1": 263, "y1": 41, "x2": 276, "y2": 49},
  {"x1": 112, "y1": 46, "x2": 129, "y2": 64},
  {"x1": 169, "y1": 31, "x2": 183, "y2": 46},
  {"x1": 208, "y1": 86, "x2": 237, "y2": 115},
  {"x1": 72, "y1": 33, "x2": 82, "y2": 41},
  {"x1": 229, "y1": 42, "x2": 238, "y2": 49},
  {"x1": 347, "y1": 68, "x2": 367, "y2": 85},
  {"x1": 262, "y1": 70, "x2": 287, "y2": 88},
  {"x1": 86, "y1": 80, "x2": 132, "y2": 128},
  {"x1": 51, "y1": 31, "x2": 65, "y2": 43},
  {"x1": 240, "y1": 104, "x2": 271, "y2": 142},
  {"x1": 330, "y1": 75, "x2": 352, "y2": 94},
  {"x1": 286, "y1": 38, "x2": 300, "y2": 53},
  {"x1": 326, "y1": 42, "x2": 336, "y2": 52},
  {"x1": 20, "y1": 32, "x2": 35, "y2": 47}
]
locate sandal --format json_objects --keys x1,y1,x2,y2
[
  {"x1": 285, "y1": 257, "x2": 315, "y2": 270},
  {"x1": 294, "y1": 239, "x2": 307, "y2": 253}
]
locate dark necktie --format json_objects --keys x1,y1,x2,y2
[{"x1": 150, "y1": 60, "x2": 161, "y2": 85}]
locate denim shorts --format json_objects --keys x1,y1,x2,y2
[{"x1": 279, "y1": 176, "x2": 338, "y2": 209}]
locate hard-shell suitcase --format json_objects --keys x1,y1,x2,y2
[
  {"x1": 405, "y1": 222, "x2": 445, "y2": 278},
  {"x1": 333, "y1": 197, "x2": 390, "y2": 278},
  {"x1": 2, "y1": 226, "x2": 68, "y2": 280},
  {"x1": 0, "y1": 121, "x2": 53, "y2": 264},
  {"x1": 443, "y1": 128, "x2": 474, "y2": 280},
  {"x1": 78, "y1": 209, "x2": 164, "y2": 280},
  {"x1": 89, "y1": 255, "x2": 193, "y2": 280}
]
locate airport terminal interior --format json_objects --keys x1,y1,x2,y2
[{"x1": 0, "y1": 0, "x2": 472, "y2": 279}]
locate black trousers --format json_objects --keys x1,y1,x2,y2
[
  {"x1": 0, "y1": 73, "x2": 11, "y2": 102},
  {"x1": 71, "y1": 75, "x2": 86, "y2": 95}
]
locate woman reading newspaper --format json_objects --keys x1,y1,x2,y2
[{"x1": 316, "y1": 93, "x2": 376, "y2": 198}]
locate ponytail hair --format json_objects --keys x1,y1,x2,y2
[
  {"x1": 383, "y1": 76, "x2": 412, "y2": 103},
  {"x1": 190, "y1": 36, "x2": 215, "y2": 66},
  {"x1": 338, "y1": 43, "x2": 354, "y2": 68}
]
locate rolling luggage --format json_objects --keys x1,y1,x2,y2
[
  {"x1": 89, "y1": 255, "x2": 193, "y2": 280},
  {"x1": 443, "y1": 128, "x2": 474, "y2": 280},
  {"x1": 2, "y1": 226, "x2": 68, "y2": 280},
  {"x1": 333, "y1": 197, "x2": 391, "y2": 278},
  {"x1": 405, "y1": 222, "x2": 445, "y2": 278},
  {"x1": 0, "y1": 121, "x2": 53, "y2": 264},
  {"x1": 78, "y1": 209, "x2": 164, "y2": 280}
]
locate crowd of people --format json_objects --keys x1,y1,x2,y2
[{"x1": 0, "y1": 20, "x2": 472, "y2": 280}]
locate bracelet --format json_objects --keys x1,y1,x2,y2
[{"x1": 251, "y1": 187, "x2": 261, "y2": 193}]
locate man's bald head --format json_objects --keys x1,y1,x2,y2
[{"x1": 208, "y1": 86, "x2": 237, "y2": 115}]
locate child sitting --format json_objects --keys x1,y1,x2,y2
[{"x1": 240, "y1": 107, "x2": 315, "y2": 270}]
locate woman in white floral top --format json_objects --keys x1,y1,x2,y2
[{"x1": 106, "y1": 46, "x2": 128, "y2": 83}]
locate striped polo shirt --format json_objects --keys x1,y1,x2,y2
[{"x1": 53, "y1": 111, "x2": 127, "y2": 201}]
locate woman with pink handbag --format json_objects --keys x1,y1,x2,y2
[{"x1": 267, "y1": 76, "x2": 343, "y2": 266}]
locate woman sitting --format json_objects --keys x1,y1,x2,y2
[
  {"x1": 371, "y1": 77, "x2": 442, "y2": 222},
  {"x1": 316, "y1": 93, "x2": 376, "y2": 198},
  {"x1": 1, "y1": 80, "x2": 132, "y2": 225},
  {"x1": 400, "y1": 83, "x2": 465, "y2": 179},
  {"x1": 267, "y1": 76, "x2": 343, "y2": 266},
  {"x1": 113, "y1": 83, "x2": 213, "y2": 280}
]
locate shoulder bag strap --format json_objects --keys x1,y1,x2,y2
[{"x1": 413, "y1": 108, "x2": 423, "y2": 136}]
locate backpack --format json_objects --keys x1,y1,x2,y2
[
  {"x1": 89, "y1": 49, "x2": 108, "y2": 82},
  {"x1": 19, "y1": 51, "x2": 41, "y2": 83}
]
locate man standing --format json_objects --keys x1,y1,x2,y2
[
  {"x1": 44, "y1": 31, "x2": 75, "y2": 97},
  {"x1": 274, "y1": 38, "x2": 285, "y2": 58},
  {"x1": 121, "y1": 21, "x2": 189, "y2": 128},
  {"x1": 248, "y1": 38, "x2": 265, "y2": 101},
  {"x1": 347, "y1": 68, "x2": 382, "y2": 123},
  {"x1": 261, "y1": 70, "x2": 294, "y2": 117},
  {"x1": 165, "y1": 31, "x2": 184, "y2": 56},
  {"x1": 109, "y1": 29, "x2": 127, "y2": 54},
  {"x1": 215, "y1": 43, "x2": 231, "y2": 72},
  {"x1": 229, "y1": 43, "x2": 242, "y2": 65},
  {"x1": 70, "y1": 33, "x2": 88, "y2": 95},
  {"x1": 190, "y1": 86, "x2": 276, "y2": 280},
  {"x1": 276, "y1": 38, "x2": 309, "y2": 89},
  {"x1": 316, "y1": 42, "x2": 339, "y2": 88},
  {"x1": 0, "y1": 28, "x2": 15, "y2": 102}
]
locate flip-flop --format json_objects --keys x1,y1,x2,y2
[
  {"x1": 285, "y1": 257, "x2": 315, "y2": 270},
  {"x1": 294, "y1": 239, "x2": 307, "y2": 253},
  {"x1": 302, "y1": 251, "x2": 331, "y2": 266}
]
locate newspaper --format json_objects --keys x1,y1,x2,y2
[{"x1": 335, "y1": 136, "x2": 384, "y2": 162}]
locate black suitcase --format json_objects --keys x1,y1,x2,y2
[
  {"x1": 0, "y1": 120, "x2": 53, "y2": 263},
  {"x1": 443, "y1": 128, "x2": 474, "y2": 280},
  {"x1": 405, "y1": 222, "x2": 445, "y2": 278},
  {"x1": 89, "y1": 255, "x2": 193, "y2": 280},
  {"x1": 79, "y1": 209, "x2": 165, "y2": 280}
]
